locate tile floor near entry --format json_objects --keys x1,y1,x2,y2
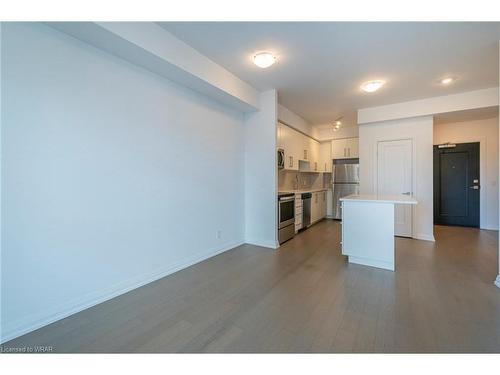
[{"x1": 3, "y1": 221, "x2": 500, "y2": 353}]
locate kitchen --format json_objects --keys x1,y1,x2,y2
[
  {"x1": 2, "y1": 19, "x2": 500, "y2": 358},
  {"x1": 277, "y1": 120, "x2": 359, "y2": 244}
]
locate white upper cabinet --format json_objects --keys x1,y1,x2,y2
[
  {"x1": 331, "y1": 138, "x2": 359, "y2": 160},
  {"x1": 319, "y1": 141, "x2": 332, "y2": 172},
  {"x1": 309, "y1": 138, "x2": 320, "y2": 171},
  {"x1": 282, "y1": 125, "x2": 299, "y2": 170},
  {"x1": 279, "y1": 122, "x2": 325, "y2": 172},
  {"x1": 346, "y1": 138, "x2": 359, "y2": 158},
  {"x1": 277, "y1": 122, "x2": 284, "y2": 149}
]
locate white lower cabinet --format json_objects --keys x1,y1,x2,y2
[
  {"x1": 321, "y1": 190, "x2": 327, "y2": 218},
  {"x1": 294, "y1": 194, "x2": 303, "y2": 233},
  {"x1": 311, "y1": 190, "x2": 327, "y2": 224},
  {"x1": 311, "y1": 192, "x2": 320, "y2": 223}
]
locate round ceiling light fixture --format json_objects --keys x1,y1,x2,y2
[
  {"x1": 253, "y1": 52, "x2": 276, "y2": 68},
  {"x1": 361, "y1": 80, "x2": 386, "y2": 93},
  {"x1": 440, "y1": 77, "x2": 454, "y2": 85}
]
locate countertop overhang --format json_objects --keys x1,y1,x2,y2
[{"x1": 340, "y1": 194, "x2": 418, "y2": 205}]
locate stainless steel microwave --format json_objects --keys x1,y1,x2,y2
[{"x1": 277, "y1": 149, "x2": 284, "y2": 169}]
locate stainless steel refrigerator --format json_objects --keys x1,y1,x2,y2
[{"x1": 332, "y1": 158, "x2": 359, "y2": 219}]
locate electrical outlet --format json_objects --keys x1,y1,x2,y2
[{"x1": 216, "y1": 230, "x2": 222, "y2": 239}]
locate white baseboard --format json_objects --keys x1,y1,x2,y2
[
  {"x1": 413, "y1": 233, "x2": 435, "y2": 242},
  {"x1": 482, "y1": 225, "x2": 499, "y2": 231},
  {"x1": 0, "y1": 240, "x2": 244, "y2": 344},
  {"x1": 495, "y1": 275, "x2": 500, "y2": 289},
  {"x1": 245, "y1": 238, "x2": 279, "y2": 249}
]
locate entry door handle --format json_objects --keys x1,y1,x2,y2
[
  {"x1": 402, "y1": 192, "x2": 412, "y2": 195},
  {"x1": 469, "y1": 186, "x2": 480, "y2": 190}
]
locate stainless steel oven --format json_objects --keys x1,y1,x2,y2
[{"x1": 278, "y1": 193, "x2": 295, "y2": 244}]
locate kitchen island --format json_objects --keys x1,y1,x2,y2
[{"x1": 339, "y1": 194, "x2": 417, "y2": 271}]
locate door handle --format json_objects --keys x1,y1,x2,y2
[
  {"x1": 402, "y1": 192, "x2": 412, "y2": 195},
  {"x1": 469, "y1": 186, "x2": 480, "y2": 190}
]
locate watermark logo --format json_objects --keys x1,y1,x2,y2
[{"x1": 0, "y1": 345, "x2": 54, "y2": 353}]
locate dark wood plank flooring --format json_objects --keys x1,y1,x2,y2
[{"x1": 3, "y1": 220, "x2": 500, "y2": 353}]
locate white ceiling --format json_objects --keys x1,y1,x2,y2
[{"x1": 158, "y1": 22, "x2": 500, "y2": 127}]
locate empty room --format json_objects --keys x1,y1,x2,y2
[{"x1": 1, "y1": 1, "x2": 500, "y2": 372}]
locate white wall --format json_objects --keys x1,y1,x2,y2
[
  {"x1": 48, "y1": 22, "x2": 260, "y2": 112},
  {"x1": 434, "y1": 117, "x2": 499, "y2": 230},
  {"x1": 358, "y1": 87, "x2": 499, "y2": 125},
  {"x1": 244, "y1": 90, "x2": 278, "y2": 248},
  {"x1": 277, "y1": 104, "x2": 313, "y2": 138},
  {"x1": 359, "y1": 116, "x2": 434, "y2": 241},
  {"x1": 1, "y1": 23, "x2": 247, "y2": 342}
]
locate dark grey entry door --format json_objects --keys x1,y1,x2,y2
[{"x1": 433, "y1": 142, "x2": 480, "y2": 227}]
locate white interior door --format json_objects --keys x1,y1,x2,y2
[{"x1": 377, "y1": 139, "x2": 413, "y2": 237}]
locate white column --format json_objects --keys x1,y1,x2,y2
[{"x1": 244, "y1": 89, "x2": 279, "y2": 249}]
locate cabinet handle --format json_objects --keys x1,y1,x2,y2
[
  {"x1": 348, "y1": 148, "x2": 350, "y2": 157},
  {"x1": 324, "y1": 162, "x2": 327, "y2": 171},
  {"x1": 304, "y1": 150, "x2": 307, "y2": 160},
  {"x1": 343, "y1": 148, "x2": 346, "y2": 157},
  {"x1": 289, "y1": 156, "x2": 293, "y2": 167},
  {"x1": 314, "y1": 162, "x2": 317, "y2": 171}
]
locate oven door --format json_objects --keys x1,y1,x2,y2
[{"x1": 279, "y1": 196, "x2": 295, "y2": 229}]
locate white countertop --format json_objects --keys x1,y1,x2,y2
[
  {"x1": 278, "y1": 188, "x2": 330, "y2": 195},
  {"x1": 340, "y1": 194, "x2": 418, "y2": 205}
]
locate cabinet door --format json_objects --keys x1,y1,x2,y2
[
  {"x1": 322, "y1": 191, "x2": 327, "y2": 218},
  {"x1": 332, "y1": 138, "x2": 359, "y2": 159},
  {"x1": 290, "y1": 128, "x2": 302, "y2": 166},
  {"x1": 326, "y1": 189, "x2": 333, "y2": 217},
  {"x1": 312, "y1": 192, "x2": 320, "y2": 222},
  {"x1": 320, "y1": 142, "x2": 331, "y2": 172},
  {"x1": 309, "y1": 138, "x2": 319, "y2": 171},
  {"x1": 283, "y1": 126, "x2": 299, "y2": 170},
  {"x1": 332, "y1": 139, "x2": 347, "y2": 159},
  {"x1": 346, "y1": 138, "x2": 359, "y2": 158},
  {"x1": 277, "y1": 122, "x2": 283, "y2": 149},
  {"x1": 299, "y1": 133, "x2": 309, "y2": 161}
]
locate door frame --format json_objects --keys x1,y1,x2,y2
[
  {"x1": 372, "y1": 137, "x2": 416, "y2": 238},
  {"x1": 433, "y1": 137, "x2": 486, "y2": 229}
]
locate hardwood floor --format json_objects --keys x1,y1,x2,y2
[{"x1": 3, "y1": 221, "x2": 500, "y2": 353}]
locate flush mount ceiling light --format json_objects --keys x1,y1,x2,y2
[
  {"x1": 333, "y1": 117, "x2": 343, "y2": 131},
  {"x1": 253, "y1": 52, "x2": 276, "y2": 68},
  {"x1": 361, "y1": 80, "x2": 386, "y2": 93},
  {"x1": 440, "y1": 77, "x2": 454, "y2": 85}
]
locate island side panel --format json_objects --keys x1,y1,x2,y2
[{"x1": 342, "y1": 200, "x2": 395, "y2": 271}]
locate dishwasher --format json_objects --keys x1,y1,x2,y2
[{"x1": 301, "y1": 192, "x2": 312, "y2": 229}]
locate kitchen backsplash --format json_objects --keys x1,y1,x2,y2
[{"x1": 278, "y1": 170, "x2": 332, "y2": 191}]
